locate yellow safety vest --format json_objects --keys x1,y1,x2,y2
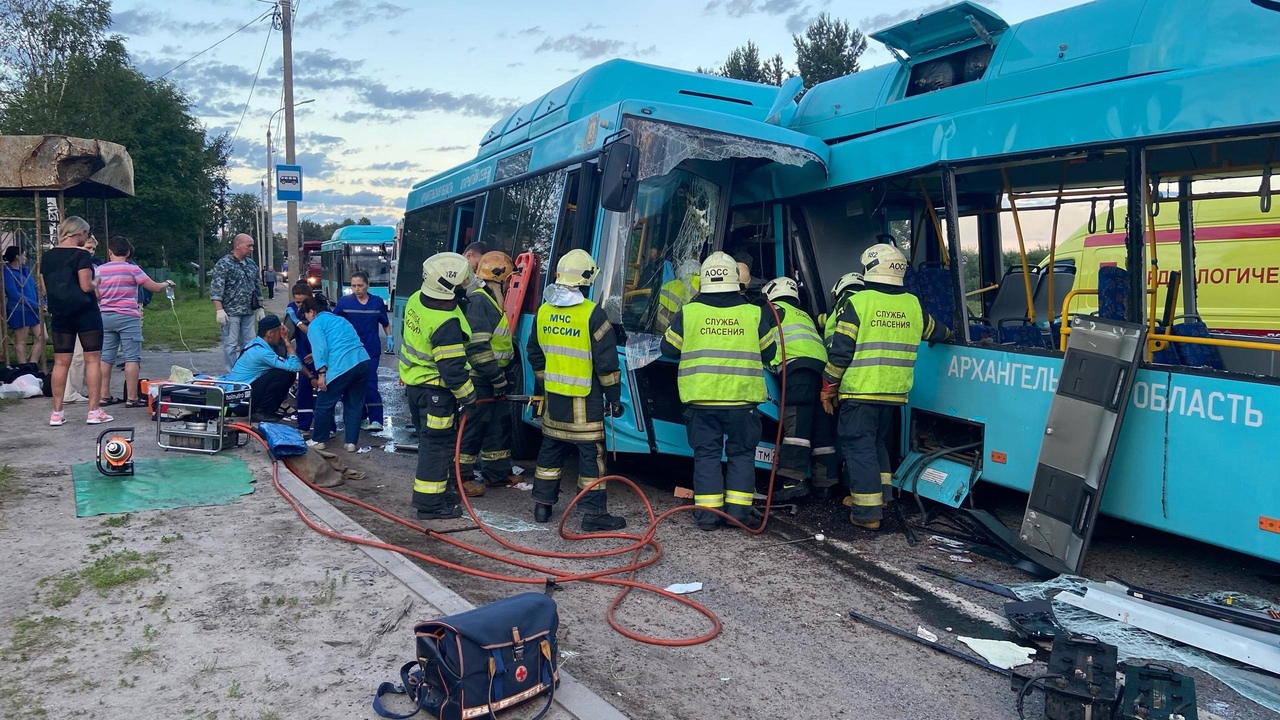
[
  {"x1": 476, "y1": 289, "x2": 514, "y2": 367},
  {"x1": 536, "y1": 299, "x2": 596, "y2": 397},
  {"x1": 838, "y1": 290, "x2": 924, "y2": 404},
  {"x1": 772, "y1": 300, "x2": 827, "y2": 368},
  {"x1": 676, "y1": 301, "x2": 767, "y2": 404},
  {"x1": 399, "y1": 293, "x2": 471, "y2": 387},
  {"x1": 823, "y1": 291, "x2": 856, "y2": 348}
]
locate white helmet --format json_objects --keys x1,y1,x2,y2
[
  {"x1": 698, "y1": 251, "x2": 740, "y2": 294},
  {"x1": 676, "y1": 258, "x2": 701, "y2": 280},
  {"x1": 861, "y1": 243, "x2": 908, "y2": 286},
  {"x1": 832, "y1": 272, "x2": 864, "y2": 299},
  {"x1": 421, "y1": 252, "x2": 473, "y2": 300},
  {"x1": 761, "y1": 276, "x2": 800, "y2": 304},
  {"x1": 554, "y1": 249, "x2": 599, "y2": 287}
]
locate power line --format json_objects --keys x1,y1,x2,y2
[
  {"x1": 229, "y1": 19, "x2": 275, "y2": 151},
  {"x1": 157, "y1": 8, "x2": 273, "y2": 79}
]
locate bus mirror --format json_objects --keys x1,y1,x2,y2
[
  {"x1": 344, "y1": 244, "x2": 352, "y2": 258},
  {"x1": 600, "y1": 140, "x2": 640, "y2": 213}
]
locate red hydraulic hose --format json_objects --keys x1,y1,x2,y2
[{"x1": 231, "y1": 292, "x2": 790, "y2": 646}]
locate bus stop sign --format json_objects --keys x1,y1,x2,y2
[{"x1": 276, "y1": 164, "x2": 302, "y2": 202}]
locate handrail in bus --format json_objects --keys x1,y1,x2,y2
[
  {"x1": 916, "y1": 178, "x2": 950, "y2": 267},
  {"x1": 1045, "y1": 163, "x2": 1069, "y2": 326},
  {"x1": 964, "y1": 283, "x2": 999, "y2": 298},
  {"x1": 1057, "y1": 289, "x2": 1280, "y2": 356},
  {"x1": 1001, "y1": 168, "x2": 1037, "y2": 325}
]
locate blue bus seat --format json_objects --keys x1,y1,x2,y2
[
  {"x1": 1149, "y1": 327, "x2": 1181, "y2": 365},
  {"x1": 915, "y1": 263, "x2": 955, "y2": 331},
  {"x1": 998, "y1": 322, "x2": 1043, "y2": 347},
  {"x1": 984, "y1": 265, "x2": 1039, "y2": 328},
  {"x1": 1097, "y1": 265, "x2": 1128, "y2": 321},
  {"x1": 969, "y1": 321, "x2": 995, "y2": 342},
  {"x1": 1171, "y1": 320, "x2": 1225, "y2": 370},
  {"x1": 902, "y1": 265, "x2": 920, "y2": 296}
]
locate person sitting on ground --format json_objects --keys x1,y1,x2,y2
[
  {"x1": 225, "y1": 314, "x2": 301, "y2": 419},
  {"x1": 97, "y1": 236, "x2": 174, "y2": 407}
]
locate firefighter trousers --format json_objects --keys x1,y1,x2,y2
[
  {"x1": 838, "y1": 401, "x2": 894, "y2": 523},
  {"x1": 458, "y1": 386, "x2": 513, "y2": 485},
  {"x1": 778, "y1": 369, "x2": 820, "y2": 482},
  {"x1": 532, "y1": 438, "x2": 606, "y2": 507},
  {"x1": 406, "y1": 384, "x2": 460, "y2": 512},
  {"x1": 686, "y1": 405, "x2": 760, "y2": 525}
]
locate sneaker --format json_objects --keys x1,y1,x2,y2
[
  {"x1": 306, "y1": 439, "x2": 326, "y2": 450},
  {"x1": 343, "y1": 443, "x2": 357, "y2": 453},
  {"x1": 360, "y1": 420, "x2": 383, "y2": 431},
  {"x1": 49, "y1": 410, "x2": 67, "y2": 426},
  {"x1": 86, "y1": 409, "x2": 114, "y2": 424}
]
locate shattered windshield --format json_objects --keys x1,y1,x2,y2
[{"x1": 629, "y1": 117, "x2": 820, "y2": 182}]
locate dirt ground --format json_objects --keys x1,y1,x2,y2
[{"x1": 2, "y1": 322, "x2": 1278, "y2": 719}]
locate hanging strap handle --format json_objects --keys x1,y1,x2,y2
[{"x1": 372, "y1": 661, "x2": 429, "y2": 719}]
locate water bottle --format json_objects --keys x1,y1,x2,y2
[{"x1": 165, "y1": 284, "x2": 175, "y2": 302}]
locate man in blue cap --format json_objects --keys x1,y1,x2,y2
[{"x1": 226, "y1": 314, "x2": 302, "y2": 419}]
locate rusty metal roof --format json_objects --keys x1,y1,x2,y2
[{"x1": 0, "y1": 135, "x2": 134, "y2": 198}]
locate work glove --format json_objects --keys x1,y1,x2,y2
[
  {"x1": 385, "y1": 335, "x2": 395, "y2": 354},
  {"x1": 820, "y1": 380, "x2": 839, "y2": 415},
  {"x1": 492, "y1": 375, "x2": 510, "y2": 396},
  {"x1": 216, "y1": 309, "x2": 228, "y2": 325},
  {"x1": 459, "y1": 391, "x2": 479, "y2": 416},
  {"x1": 604, "y1": 400, "x2": 624, "y2": 419},
  {"x1": 256, "y1": 308, "x2": 266, "y2": 321}
]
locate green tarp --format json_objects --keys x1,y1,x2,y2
[{"x1": 72, "y1": 455, "x2": 256, "y2": 517}]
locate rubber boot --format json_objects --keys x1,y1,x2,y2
[
  {"x1": 579, "y1": 490, "x2": 626, "y2": 532},
  {"x1": 727, "y1": 505, "x2": 764, "y2": 529},
  {"x1": 533, "y1": 478, "x2": 560, "y2": 523},
  {"x1": 417, "y1": 503, "x2": 462, "y2": 520},
  {"x1": 771, "y1": 478, "x2": 812, "y2": 503},
  {"x1": 533, "y1": 503, "x2": 553, "y2": 523},
  {"x1": 848, "y1": 511, "x2": 881, "y2": 532},
  {"x1": 462, "y1": 480, "x2": 486, "y2": 497}
]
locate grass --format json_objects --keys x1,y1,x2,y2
[
  {"x1": 3, "y1": 616, "x2": 71, "y2": 662},
  {"x1": 0, "y1": 397, "x2": 19, "y2": 411},
  {"x1": 142, "y1": 289, "x2": 221, "y2": 351},
  {"x1": 38, "y1": 573, "x2": 83, "y2": 609},
  {"x1": 0, "y1": 465, "x2": 15, "y2": 497},
  {"x1": 82, "y1": 550, "x2": 159, "y2": 594},
  {"x1": 100, "y1": 513, "x2": 132, "y2": 528}
]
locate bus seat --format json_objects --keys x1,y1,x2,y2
[
  {"x1": 915, "y1": 263, "x2": 955, "y2": 331},
  {"x1": 998, "y1": 321, "x2": 1043, "y2": 348},
  {"x1": 969, "y1": 320, "x2": 995, "y2": 342},
  {"x1": 985, "y1": 265, "x2": 1038, "y2": 328},
  {"x1": 1032, "y1": 265, "x2": 1076, "y2": 327},
  {"x1": 1171, "y1": 320, "x2": 1225, "y2": 370},
  {"x1": 1097, "y1": 266, "x2": 1128, "y2": 321}
]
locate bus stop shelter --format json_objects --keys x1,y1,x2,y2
[{"x1": 0, "y1": 134, "x2": 134, "y2": 367}]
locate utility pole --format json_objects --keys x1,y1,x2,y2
[
  {"x1": 266, "y1": 126, "x2": 275, "y2": 276},
  {"x1": 198, "y1": 231, "x2": 205, "y2": 299},
  {"x1": 280, "y1": 0, "x2": 300, "y2": 286}
]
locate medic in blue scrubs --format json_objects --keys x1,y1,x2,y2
[
  {"x1": 286, "y1": 281, "x2": 318, "y2": 432},
  {"x1": 332, "y1": 270, "x2": 391, "y2": 430}
]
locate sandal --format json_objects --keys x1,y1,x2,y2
[
  {"x1": 100, "y1": 396, "x2": 123, "y2": 406},
  {"x1": 125, "y1": 398, "x2": 147, "y2": 408}
]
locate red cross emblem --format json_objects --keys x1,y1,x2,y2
[{"x1": 514, "y1": 665, "x2": 528, "y2": 683}]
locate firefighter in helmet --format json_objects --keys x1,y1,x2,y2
[
  {"x1": 654, "y1": 258, "x2": 701, "y2": 334},
  {"x1": 459, "y1": 251, "x2": 522, "y2": 490},
  {"x1": 812, "y1": 271, "x2": 864, "y2": 499},
  {"x1": 760, "y1": 276, "x2": 827, "y2": 501}
]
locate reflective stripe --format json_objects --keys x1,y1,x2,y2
[
  {"x1": 452, "y1": 379, "x2": 475, "y2": 400},
  {"x1": 480, "y1": 450, "x2": 511, "y2": 461},
  {"x1": 835, "y1": 321, "x2": 858, "y2": 338},
  {"x1": 812, "y1": 446, "x2": 837, "y2": 456},
  {"x1": 593, "y1": 320, "x2": 613, "y2": 342},
  {"x1": 760, "y1": 327, "x2": 779, "y2": 350},
  {"x1": 493, "y1": 326, "x2": 511, "y2": 337},
  {"x1": 543, "y1": 344, "x2": 592, "y2": 361},
  {"x1": 399, "y1": 342, "x2": 432, "y2": 363},
  {"x1": 847, "y1": 356, "x2": 916, "y2": 369},
  {"x1": 493, "y1": 349, "x2": 515, "y2": 360},
  {"x1": 851, "y1": 491, "x2": 882, "y2": 507},
  {"x1": 663, "y1": 326, "x2": 683, "y2": 351},
  {"x1": 542, "y1": 416, "x2": 604, "y2": 432},
  {"x1": 433, "y1": 344, "x2": 467, "y2": 361},
  {"x1": 782, "y1": 437, "x2": 811, "y2": 447},
  {"x1": 577, "y1": 477, "x2": 605, "y2": 490},
  {"x1": 544, "y1": 372, "x2": 590, "y2": 388},
  {"x1": 694, "y1": 493, "x2": 724, "y2": 508},
  {"x1": 535, "y1": 466, "x2": 561, "y2": 480},
  {"x1": 414, "y1": 479, "x2": 447, "y2": 495},
  {"x1": 470, "y1": 332, "x2": 493, "y2": 342},
  {"x1": 598, "y1": 371, "x2": 620, "y2": 387},
  {"x1": 677, "y1": 365, "x2": 762, "y2": 379},
  {"x1": 823, "y1": 362, "x2": 846, "y2": 380},
  {"x1": 458, "y1": 454, "x2": 478, "y2": 465},
  {"x1": 470, "y1": 351, "x2": 496, "y2": 364},
  {"x1": 880, "y1": 472, "x2": 893, "y2": 485},
  {"x1": 856, "y1": 341, "x2": 919, "y2": 353},
  {"x1": 725, "y1": 490, "x2": 754, "y2": 507},
  {"x1": 680, "y1": 349, "x2": 763, "y2": 362},
  {"x1": 659, "y1": 289, "x2": 681, "y2": 306},
  {"x1": 425, "y1": 413, "x2": 454, "y2": 430},
  {"x1": 781, "y1": 323, "x2": 823, "y2": 341}
]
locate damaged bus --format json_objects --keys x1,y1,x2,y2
[
  {"x1": 395, "y1": 59, "x2": 829, "y2": 461},
  {"x1": 736, "y1": 0, "x2": 1280, "y2": 566}
]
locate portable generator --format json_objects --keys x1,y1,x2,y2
[{"x1": 96, "y1": 427, "x2": 135, "y2": 477}]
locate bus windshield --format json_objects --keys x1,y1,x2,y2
[{"x1": 349, "y1": 251, "x2": 391, "y2": 286}]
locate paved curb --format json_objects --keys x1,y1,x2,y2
[{"x1": 277, "y1": 472, "x2": 630, "y2": 720}]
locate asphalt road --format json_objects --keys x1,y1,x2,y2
[{"x1": 306, "y1": 368, "x2": 1280, "y2": 720}]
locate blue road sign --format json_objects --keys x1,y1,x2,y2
[{"x1": 276, "y1": 164, "x2": 303, "y2": 202}]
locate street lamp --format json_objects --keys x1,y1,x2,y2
[{"x1": 266, "y1": 97, "x2": 314, "y2": 279}]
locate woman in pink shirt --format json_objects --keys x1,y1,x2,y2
[{"x1": 98, "y1": 236, "x2": 173, "y2": 407}]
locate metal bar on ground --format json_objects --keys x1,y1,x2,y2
[{"x1": 847, "y1": 609, "x2": 1011, "y2": 677}]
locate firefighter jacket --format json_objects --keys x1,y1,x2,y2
[
  {"x1": 527, "y1": 287, "x2": 621, "y2": 443},
  {"x1": 822, "y1": 283, "x2": 948, "y2": 404},
  {"x1": 399, "y1": 291, "x2": 476, "y2": 402},
  {"x1": 464, "y1": 285, "x2": 514, "y2": 389},
  {"x1": 660, "y1": 292, "x2": 778, "y2": 406},
  {"x1": 770, "y1": 300, "x2": 827, "y2": 374},
  {"x1": 655, "y1": 275, "x2": 699, "y2": 333}
]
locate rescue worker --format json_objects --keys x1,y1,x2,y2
[
  {"x1": 821, "y1": 245, "x2": 947, "y2": 530},
  {"x1": 661, "y1": 251, "x2": 777, "y2": 531},
  {"x1": 654, "y1": 258, "x2": 701, "y2": 334},
  {"x1": 399, "y1": 252, "x2": 482, "y2": 520},
  {"x1": 460, "y1": 251, "x2": 521, "y2": 489},
  {"x1": 760, "y1": 276, "x2": 827, "y2": 502},
  {"x1": 527, "y1": 249, "x2": 627, "y2": 532},
  {"x1": 813, "y1": 272, "x2": 863, "y2": 499}
]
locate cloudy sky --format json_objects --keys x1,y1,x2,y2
[{"x1": 112, "y1": 0, "x2": 1090, "y2": 229}]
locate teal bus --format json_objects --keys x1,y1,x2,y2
[
  {"x1": 731, "y1": 0, "x2": 1280, "y2": 568},
  {"x1": 320, "y1": 225, "x2": 395, "y2": 301},
  {"x1": 395, "y1": 59, "x2": 829, "y2": 461}
]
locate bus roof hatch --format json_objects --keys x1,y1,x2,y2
[{"x1": 869, "y1": 1, "x2": 1006, "y2": 58}]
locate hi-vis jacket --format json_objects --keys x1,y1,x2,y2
[
  {"x1": 660, "y1": 292, "x2": 778, "y2": 406},
  {"x1": 464, "y1": 285, "x2": 513, "y2": 387},
  {"x1": 822, "y1": 285, "x2": 948, "y2": 404},
  {"x1": 398, "y1": 291, "x2": 476, "y2": 401}
]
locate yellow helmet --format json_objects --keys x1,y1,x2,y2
[
  {"x1": 554, "y1": 249, "x2": 599, "y2": 286},
  {"x1": 832, "y1": 272, "x2": 864, "y2": 298},
  {"x1": 861, "y1": 243, "x2": 908, "y2": 286},
  {"x1": 476, "y1": 251, "x2": 515, "y2": 283},
  {"x1": 761, "y1": 276, "x2": 800, "y2": 304},
  {"x1": 420, "y1": 252, "x2": 473, "y2": 300},
  {"x1": 698, "y1": 251, "x2": 739, "y2": 294}
]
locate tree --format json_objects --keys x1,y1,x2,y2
[
  {"x1": 0, "y1": 0, "x2": 227, "y2": 270},
  {"x1": 224, "y1": 192, "x2": 263, "y2": 238},
  {"x1": 762, "y1": 54, "x2": 789, "y2": 86},
  {"x1": 356, "y1": 216, "x2": 372, "y2": 226},
  {"x1": 721, "y1": 41, "x2": 764, "y2": 83},
  {"x1": 793, "y1": 12, "x2": 867, "y2": 88}
]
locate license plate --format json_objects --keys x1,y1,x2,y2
[{"x1": 755, "y1": 446, "x2": 775, "y2": 464}]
